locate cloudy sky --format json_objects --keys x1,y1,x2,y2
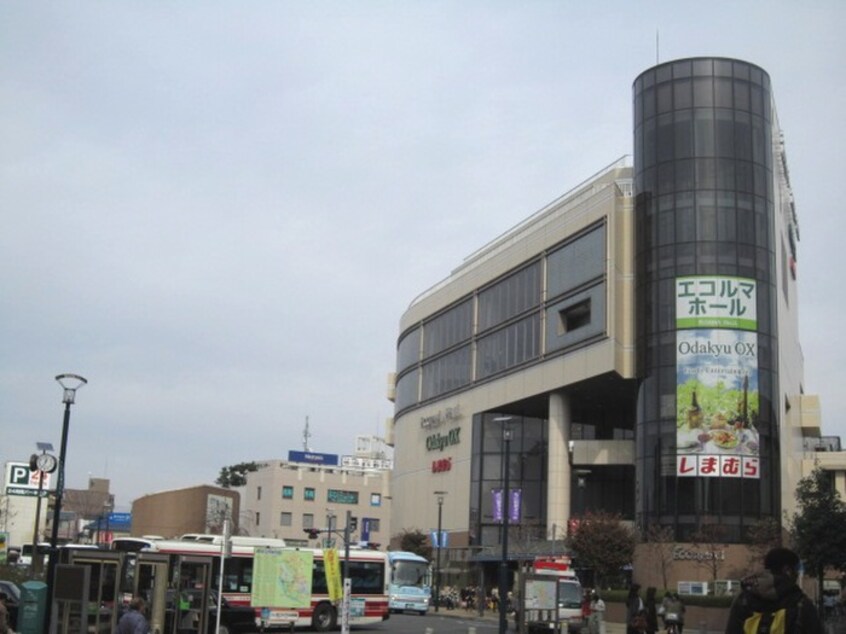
[{"x1": 2, "y1": 2, "x2": 844, "y2": 511}]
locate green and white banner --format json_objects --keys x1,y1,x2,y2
[{"x1": 676, "y1": 276, "x2": 757, "y2": 331}]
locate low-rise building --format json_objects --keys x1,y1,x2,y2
[
  {"x1": 241, "y1": 436, "x2": 392, "y2": 548},
  {"x1": 131, "y1": 484, "x2": 240, "y2": 538}
]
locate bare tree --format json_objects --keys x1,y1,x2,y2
[
  {"x1": 0, "y1": 492, "x2": 16, "y2": 534},
  {"x1": 642, "y1": 523, "x2": 676, "y2": 590},
  {"x1": 690, "y1": 522, "x2": 728, "y2": 585},
  {"x1": 744, "y1": 516, "x2": 782, "y2": 573}
]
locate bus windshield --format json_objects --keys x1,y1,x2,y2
[{"x1": 392, "y1": 560, "x2": 430, "y2": 587}]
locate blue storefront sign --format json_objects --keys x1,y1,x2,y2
[{"x1": 288, "y1": 451, "x2": 339, "y2": 466}]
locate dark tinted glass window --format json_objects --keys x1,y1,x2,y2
[
  {"x1": 421, "y1": 345, "x2": 471, "y2": 400},
  {"x1": 734, "y1": 80, "x2": 750, "y2": 111},
  {"x1": 693, "y1": 77, "x2": 713, "y2": 107},
  {"x1": 476, "y1": 314, "x2": 540, "y2": 379},
  {"x1": 397, "y1": 328, "x2": 420, "y2": 372},
  {"x1": 694, "y1": 109, "x2": 715, "y2": 156},
  {"x1": 714, "y1": 77, "x2": 733, "y2": 108},
  {"x1": 657, "y1": 82, "x2": 672, "y2": 114},
  {"x1": 478, "y1": 263, "x2": 540, "y2": 331},
  {"x1": 422, "y1": 300, "x2": 473, "y2": 358},
  {"x1": 674, "y1": 79, "x2": 692, "y2": 109},
  {"x1": 674, "y1": 110, "x2": 693, "y2": 159}
]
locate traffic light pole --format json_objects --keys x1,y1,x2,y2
[
  {"x1": 342, "y1": 510, "x2": 352, "y2": 634},
  {"x1": 304, "y1": 513, "x2": 357, "y2": 634}
]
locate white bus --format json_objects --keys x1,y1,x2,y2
[{"x1": 387, "y1": 551, "x2": 432, "y2": 615}]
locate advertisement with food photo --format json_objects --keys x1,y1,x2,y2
[{"x1": 676, "y1": 329, "x2": 760, "y2": 461}]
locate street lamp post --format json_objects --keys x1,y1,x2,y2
[
  {"x1": 576, "y1": 469, "x2": 591, "y2": 516},
  {"x1": 493, "y1": 417, "x2": 513, "y2": 634},
  {"x1": 433, "y1": 491, "x2": 447, "y2": 613},
  {"x1": 45, "y1": 373, "x2": 87, "y2": 634}
]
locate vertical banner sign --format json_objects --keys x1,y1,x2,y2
[
  {"x1": 323, "y1": 548, "x2": 343, "y2": 602},
  {"x1": 509, "y1": 489, "x2": 522, "y2": 523},
  {"x1": 492, "y1": 489, "x2": 523, "y2": 523},
  {"x1": 675, "y1": 276, "x2": 760, "y2": 479},
  {"x1": 492, "y1": 489, "x2": 503, "y2": 523},
  {"x1": 361, "y1": 518, "x2": 371, "y2": 543}
]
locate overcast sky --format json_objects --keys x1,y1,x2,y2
[{"x1": 2, "y1": 2, "x2": 844, "y2": 511}]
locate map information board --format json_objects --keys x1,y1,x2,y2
[{"x1": 252, "y1": 548, "x2": 314, "y2": 608}]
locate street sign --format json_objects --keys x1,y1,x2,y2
[
  {"x1": 4, "y1": 462, "x2": 52, "y2": 495},
  {"x1": 4, "y1": 487, "x2": 49, "y2": 498}
]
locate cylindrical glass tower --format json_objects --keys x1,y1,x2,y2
[{"x1": 633, "y1": 58, "x2": 780, "y2": 542}]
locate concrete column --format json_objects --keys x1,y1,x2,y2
[{"x1": 547, "y1": 391, "x2": 571, "y2": 539}]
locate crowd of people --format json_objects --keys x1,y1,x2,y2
[{"x1": 434, "y1": 584, "x2": 513, "y2": 612}]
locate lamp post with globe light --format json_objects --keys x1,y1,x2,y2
[{"x1": 44, "y1": 373, "x2": 87, "y2": 634}]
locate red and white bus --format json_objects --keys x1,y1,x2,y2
[{"x1": 111, "y1": 535, "x2": 390, "y2": 631}]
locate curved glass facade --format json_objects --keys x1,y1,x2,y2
[{"x1": 634, "y1": 58, "x2": 780, "y2": 541}]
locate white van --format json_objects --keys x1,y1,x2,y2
[
  {"x1": 17, "y1": 543, "x2": 51, "y2": 567},
  {"x1": 556, "y1": 577, "x2": 585, "y2": 633}
]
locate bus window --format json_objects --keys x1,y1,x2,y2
[{"x1": 349, "y1": 561, "x2": 385, "y2": 594}]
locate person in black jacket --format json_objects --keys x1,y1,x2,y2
[
  {"x1": 627, "y1": 584, "x2": 645, "y2": 634},
  {"x1": 725, "y1": 547, "x2": 823, "y2": 634},
  {"x1": 644, "y1": 587, "x2": 659, "y2": 634}
]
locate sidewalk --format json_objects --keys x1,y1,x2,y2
[
  {"x1": 435, "y1": 608, "x2": 845, "y2": 634},
  {"x1": 434, "y1": 609, "x2": 740, "y2": 634},
  {"x1": 434, "y1": 608, "x2": 628, "y2": 633}
]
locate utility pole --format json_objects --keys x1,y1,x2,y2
[{"x1": 341, "y1": 510, "x2": 352, "y2": 634}]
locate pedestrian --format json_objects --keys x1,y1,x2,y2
[
  {"x1": 0, "y1": 592, "x2": 11, "y2": 634},
  {"x1": 725, "y1": 547, "x2": 823, "y2": 634},
  {"x1": 476, "y1": 585, "x2": 486, "y2": 615},
  {"x1": 627, "y1": 584, "x2": 645, "y2": 634},
  {"x1": 644, "y1": 587, "x2": 658, "y2": 634},
  {"x1": 590, "y1": 590, "x2": 607, "y2": 634},
  {"x1": 822, "y1": 592, "x2": 837, "y2": 620},
  {"x1": 116, "y1": 596, "x2": 149, "y2": 634},
  {"x1": 661, "y1": 592, "x2": 685, "y2": 634}
]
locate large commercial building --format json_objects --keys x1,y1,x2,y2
[{"x1": 388, "y1": 57, "x2": 846, "y2": 590}]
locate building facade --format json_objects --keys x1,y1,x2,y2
[
  {"x1": 241, "y1": 438, "x2": 392, "y2": 548},
  {"x1": 131, "y1": 484, "x2": 240, "y2": 538},
  {"x1": 389, "y1": 58, "x2": 846, "y2": 589}
]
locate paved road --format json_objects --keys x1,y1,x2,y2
[{"x1": 243, "y1": 609, "x2": 846, "y2": 634}]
